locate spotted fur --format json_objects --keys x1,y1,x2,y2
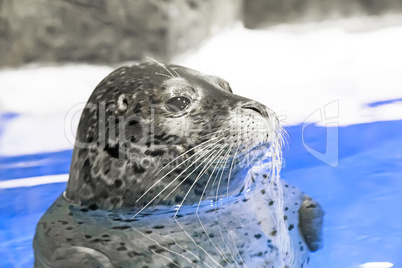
[{"x1": 33, "y1": 62, "x2": 324, "y2": 267}]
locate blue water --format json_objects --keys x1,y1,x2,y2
[
  {"x1": 1, "y1": 119, "x2": 401, "y2": 267},
  {"x1": 366, "y1": 98, "x2": 402, "y2": 108},
  {"x1": 0, "y1": 150, "x2": 72, "y2": 181},
  {"x1": 283, "y1": 120, "x2": 402, "y2": 267}
]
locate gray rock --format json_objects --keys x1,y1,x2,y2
[
  {"x1": 244, "y1": 0, "x2": 402, "y2": 28},
  {"x1": 0, "y1": 0, "x2": 242, "y2": 67}
]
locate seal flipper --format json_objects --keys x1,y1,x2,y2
[
  {"x1": 50, "y1": 246, "x2": 113, "y2": 268},
  {"x1": 298, "y1": 195, "x2": 325, "y2": 252}
]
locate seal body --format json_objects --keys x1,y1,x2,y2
[
  {"x1": 34, "y1": 176, "x2": 321, "y2": 268},
  {"x1": 33, "y1": 62, "x2": 324, "y2": 267}
]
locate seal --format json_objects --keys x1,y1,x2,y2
[{"x1": 33, "y1": 62, "x2": 324, "y2": 267}]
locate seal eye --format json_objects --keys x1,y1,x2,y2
[{"x1": 165, "y1": 97, "x2": 191, "y2": 112}]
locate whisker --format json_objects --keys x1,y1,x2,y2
[
  {"x1": 130, "y1": 226, "x2": 193, "y2": 265},
  {"x1": 162, "y1": 141, "x2": 225, "y2": 202},
  {"x1": 280, "y1": 127, "x2": 289, "y2": 149},
  {"x1": 217, "y1": 223, "x2": 241, "y2": 268},
  {"x1": 208, "y1": 141, "x2": 238, "y2": 268},
  {"x1": 170, "y1": 67, "x2": 181, "y2": 78},
  {"x1": 196, "y1": 214, "x2": 233, "y2": 267},
  {"x1": 136, "y1": 137, "x2": 224, "y2": 203},
  {"x1": 132, "y1": 142, "x2": 221, "y2": 218},
  {"x1": 214, "y1": 142, "x2": 237, "y2": 203},
  {"x1": 175, "y1": 219, "x2": 223, "y2": 268},
  {"x1": 195, "y1": 147, "x2": 226, "y2": 213},
  {"x1": 264, "y1": 129, "x2": 294, "y2": 265},
  {"x1": 169, "y1": 136, "x2": 238, "y2": 212},
  {"x1": 173, "y1": 142, "x2": 230, "y2": 216},
  {"x1": 198, "y1": 130, "x2": 228, "y2": 139},
  {"x1": 167, "y1": 235, "x2": 213, "y2": 268},
  {"x1": 155, "y1": 136, "x2": 221, "y2": 176},
  {"x1": 148, "y1": 248, "x2": 180, "y2": 267},
  {"x1": 155, "y1": 72, "x2": 171, "y2": 79},
  {"x1": 147, "y1": 57, "x2": 175, "y2": 78},
  {"x1": 226, "y1": 141, "x2": 242, "y2": 196},
  {"x1": 228, "y1": 231, "x2": 247, "y2": 268},
  {"x1": 209, "y1": 145, "x2": 231, "y2": 199}
]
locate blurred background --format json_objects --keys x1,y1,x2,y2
[{"x1": 1, "y1": 0, "x2": 402, "y2": 267}]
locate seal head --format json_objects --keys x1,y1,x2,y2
[{"x1": 66, "y1": 62, "x2": 280, "y2": 209}]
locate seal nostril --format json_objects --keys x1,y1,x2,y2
[{"x1": 242, "y1": 106, "x2": 263, "y2": 116}]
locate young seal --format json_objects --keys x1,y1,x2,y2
[{"x1": 33, "y1": 62, "x2": 324, "y2": 267}]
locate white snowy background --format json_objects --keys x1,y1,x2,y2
[{"x1": 1, "y1": 24, "x2": 402, "y2": 157}]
